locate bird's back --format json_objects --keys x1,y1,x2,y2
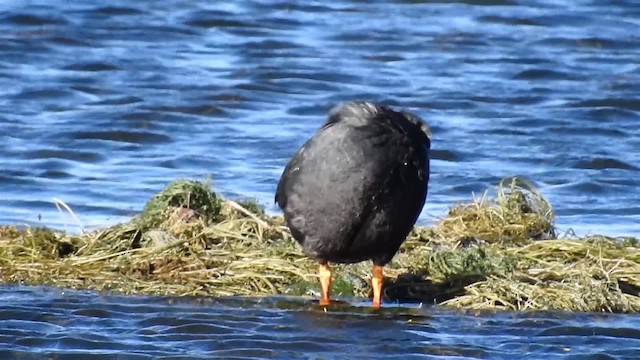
[{"x1": 276, "y1": 101, "x2": 431, "y2": 264}]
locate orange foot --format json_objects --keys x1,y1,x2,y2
[
  {"x1": 318, "y1": 262, "x2": 332, "y2": 306},
  {"x1": 371, "y1": 264, "x2": 384, "y2": 308}
]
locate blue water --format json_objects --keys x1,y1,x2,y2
[
  {"x1": 1, "y1": 0, "x2": 640, "y2": 358},
  {"x1": 0, "y1": 285, "x2": 639, "y2": 359},
  {"x1": 1, "y1": 0, "x2": 639, "y2": 237}
]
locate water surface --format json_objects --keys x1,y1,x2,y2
[
  {"x1": 0, "y1": 0, "x2": 639, "y2": 236},
  {"x1": 1, "y1": 3, "x2": 640, "y2": 357},
  {"x1": 1, "y1": 285, "x2": 639, "y2": 359}
]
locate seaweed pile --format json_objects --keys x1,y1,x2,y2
[{"x1": 1, "y1": 177, "x2": 638, "y2": 313}]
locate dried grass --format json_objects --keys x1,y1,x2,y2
[{"x1": 1, "y1": 177, "x2": 638, "y2": 313}]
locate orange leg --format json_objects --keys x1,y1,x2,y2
[
  {"x1": 318, "y1": 263, "x2": 332, "y2": 306},
  {"x1": 372, "y1": 264, "x2": 384, "y2": 308}
]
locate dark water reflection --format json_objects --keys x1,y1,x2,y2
[
  {"x1": 0, "y1": 285, "x2": 639, "y2": 359},
  {"x1": 0, "y1": 0, "x2": 639, "y2": 237}
]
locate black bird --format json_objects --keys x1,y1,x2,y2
[{"x1": 275, "y1": 101, "x2": 431, "y2": 307}]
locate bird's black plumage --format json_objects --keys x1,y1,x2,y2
[{"x1": 275, "y1": 101, "x2": 431, "y2": 267}]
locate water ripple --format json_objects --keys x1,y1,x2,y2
[{"x1": 1, "y1": 286, "x2": 639, "y2": 359}]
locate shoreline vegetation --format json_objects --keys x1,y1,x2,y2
[{"x1": 1, "y1": 177, "x2": 638, "y2": 313}]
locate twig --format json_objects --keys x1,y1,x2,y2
[
  {"x1": 53, "y1": 198, "x2": 86, "y2": 234},
  {"x1": 224, "y1": 200, "x2": 271, "y2": 229}
]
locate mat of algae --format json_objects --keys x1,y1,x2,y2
[{"x1": 1, "y1": 177, "x2": 638, "y2": 313}]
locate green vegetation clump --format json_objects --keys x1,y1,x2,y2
[
  {"x1": 433, "y1": 177, "x2": 555, "y2": 245},
  {"x1": 138, "y1": 178, "x2": 223, "y2": 230},
  {"x1": 0, "y1": 177, "x2": 638, "y2": 313}
]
